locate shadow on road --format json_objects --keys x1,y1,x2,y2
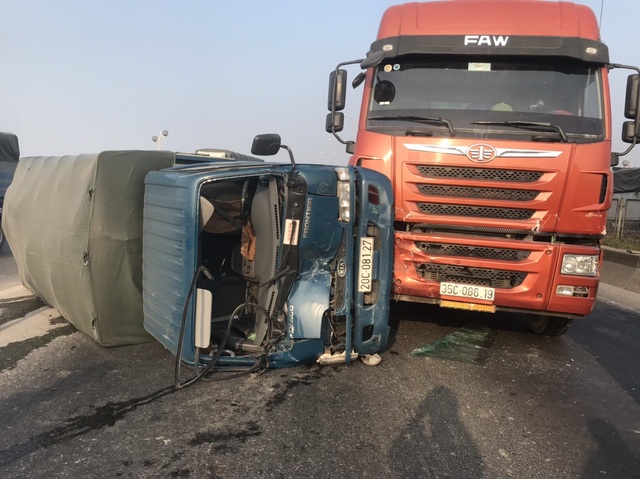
[
  {"x1": 390, "y1": 300, "x2": 532, "y2": 335},
  {"x1": 388, "y1": 385, "x2": 484, "y2": 478},
  {"x1": 582, "y1": 417, "x2": 640, "y2": 478}
]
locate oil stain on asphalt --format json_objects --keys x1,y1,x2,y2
[
  {"x1": 0, "y1": 319, "x2": 76, "y2": 372},
  {"x1": 0, "y1": 385, "x2": 176, "y2": 468}
]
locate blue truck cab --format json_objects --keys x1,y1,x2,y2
[{"x1": 142, "y1": 137, "x2": 394, "y2": 370}]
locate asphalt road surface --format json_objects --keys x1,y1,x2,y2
[{"x1": 1, "y1": 248, "x2": 639, "y2": 479}]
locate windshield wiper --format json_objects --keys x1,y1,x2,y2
[
  {"x1": 472, "y1": 120, "x2": 568, "y2": 142},
  {"x1": 370, "y1": 115, "x2": 456, "y2": 137}
]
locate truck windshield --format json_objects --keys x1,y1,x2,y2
[{"x1": 367, "y1": 56, "x2": 604, "y2": 143}]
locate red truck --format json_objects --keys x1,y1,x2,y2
[{"x1": 327, "y1": 0, "x2": 640, "y2": 334}]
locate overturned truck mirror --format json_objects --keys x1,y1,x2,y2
[{"x1": 251, "y1": 134, "x2": 281, "y2": 156}]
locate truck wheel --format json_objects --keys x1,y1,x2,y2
[{"x1": 526, "y1": 314, "x2": 572, "y2": 336}]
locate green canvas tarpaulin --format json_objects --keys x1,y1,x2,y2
[
  {"x1": 613, "y1": 167, "x2": 640, "y2": 194},
  {"x1": 2, "y1": 150, "x2": 175, "y2": 346}
]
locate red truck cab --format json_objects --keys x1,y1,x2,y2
[{"x1": 327, "y1": 1, "x2": 640, "y2": 334}]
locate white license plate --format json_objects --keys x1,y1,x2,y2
[
  {"x1": 439, "y1": 282, "x2": 495, "y2": 302},
  {"x1": 357, "y1": 237, "x2": 374, "y2": 293}
]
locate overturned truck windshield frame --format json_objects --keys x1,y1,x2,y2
[{"x1": 367, "y1": 55, "x2": 605, "y2": 142}]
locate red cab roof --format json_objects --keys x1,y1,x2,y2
[{"x1": 377, "y1": 1, "x2": 601, "y2": 41}]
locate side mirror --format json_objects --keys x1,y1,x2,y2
[
  {"x1": 624, "y1": 74, "x2": 639, "y2": 119},
  {"x1": 328, "y1": 69, "x2": 347, "y2": 112},
  {"x1": 621, "y1": 74, "x2": 640, "y2": 144},
  {"x1": 325, "y1": 112, "x2": 344, "y2": 133},
  {"x1": 610, "y1": 65, "x2": 640, "y2": 157},
  {"x1": 251, "y1": 134, "x2": 281, "y2": 156},
  {"x1": 352, "y1": 72, "x2": 366, "y2": 89},
  {"x1": 621, "y1": 121, "x2": 640, "y2": 144}
]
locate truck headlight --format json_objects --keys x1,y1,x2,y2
[
  {"x1": 335, "y1": 167, "x2": 351, "y2": 222},
  {"x1": 560, "y1": 254, "x2": 598, "y2": 276}
]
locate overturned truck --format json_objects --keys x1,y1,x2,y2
[{"x1": 3, "y1": 136, "x2": 394, "y2": 374}]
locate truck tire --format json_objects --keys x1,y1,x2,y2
[
  {"x1": 526, "y1": 314, "x2": 572, "y2": 336},
  {"x1": 0, "y1": 226, "x2": 4, "y2": 250}
]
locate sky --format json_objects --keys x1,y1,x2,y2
[{"x1": 2, "y1": 0, "x2": 640, "y2": 166}]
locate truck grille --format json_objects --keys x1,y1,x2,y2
[
  {"x1": 416, "y1": 165, "x2": 543, "y2": 183},
  {"x1": 417, "y1": 184, "x2": 538, "y2": 202},
  {"x1": 415, "y1": 242, "x2": 531, "y2": 261},
  {"x1": 333, "y1": 231, "x2": 347, "y2": 310},
  {"x1": 415, "y1": 263, "x2": 527, "y2": 289},
  {"x1": 417, "y1": 203, "x2": 535, "y2": 220}
]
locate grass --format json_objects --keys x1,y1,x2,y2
[{"x1": 602, "y1": 235, "x2": 640, "y2": 252}]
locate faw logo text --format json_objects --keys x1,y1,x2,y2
[{"x1": 464, "y1": 35, "x2": 509, "y2": 47}]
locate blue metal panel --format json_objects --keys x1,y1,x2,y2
[
  {"x1": 143, "y1": 176, "x2": 198, "y2": 359},
  {"x1": 353, "y1": 167, "x2": 395, "y2": 354},
  {"x1": 287, "y1": 271, "x2": 331, "y2": 339}
]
